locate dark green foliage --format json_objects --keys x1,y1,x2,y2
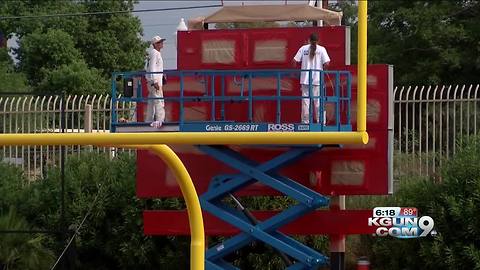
[
  {"x1": 0, "y1": 208, "x2": 54, "y2": 270},
  {"x1": 18, "y1": 29, "x2": 83, "y2": 86},
  {"x1": 24, "y1": 152, "x2": 190, "y2": 269},
  {"x1": 36, "y1": 60, "x2": 109, "y2": 95},
  {"x1": 0, "y1": 162, "x2": 31, "y2": 217},
  {"x1": 0, "y1": 48, "x2": 29, "y2": 93},
  {"x1": 78, "y1": 1, "x2": 146, "y2": 75},
  {"x1": 331, "y1": 0, "x2": 480, "y2": 85},
  {"x1": 1, "y1": 153, "x2": 190, "y2": 269},
  {"x1": 0, "y1": 162, "x2": 54, "y2": 269},
  {"x1": 368, "y1": 0, "x2": 480, "y2": 85},
  {"x1": 356, "y1": 136, "x2": 480, "y2": 270}
]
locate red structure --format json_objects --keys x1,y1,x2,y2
[{"x1": 134, "y1": 25, "x2": 392, "y2": 247}]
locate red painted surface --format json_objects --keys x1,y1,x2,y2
[
  {"x1": 177, "y1": 26, "x2": 347, "y2": 70},
  {"x1": 143, "y1": 210, "x2": 375, "y2": 236}
]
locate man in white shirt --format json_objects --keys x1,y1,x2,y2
[
  {"x1": 293, "y1": 33, "x2": 330, "y2": 124},
  {"x1": 145, "y1": 35, "x2": 166, "y2": 127}
]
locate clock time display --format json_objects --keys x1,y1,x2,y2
[{"x1": 373, "y1": 207, "x2": 400, "y2": 217}]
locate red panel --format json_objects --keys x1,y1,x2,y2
[
  {"x1": 344, "y1": 65, "x2": 391, "y2": 131},
  {"x1": 143, "y1": 210, "x2": 375, "y2": 236},
  {"x1": 136, "y1": 129, "x2": 388, "y2": 197},
  {"x1": 177, "y1": 26, "x2": 347, "y2": 70}
]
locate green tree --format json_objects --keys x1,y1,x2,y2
[
  {"x1": 0, "y1": 47, "x2": 29, "y2": 93},
  {"x1": 19, "y1": 152, "x2": 189, "y2": 269},
  {"x1": 0, "y1": 161, "x2": 54, "y2": 270},
  {"x1": 330, "y1": 0, "x2": 480, "y2": 85},
  {"x1": 367, "y1": 0, "x2": 480, "y2": 85},
  {"x1": 36, "y1": 60, "x2": 109, "y2": 95},
  {"x1": 0, "y1": 152, "x2": 188, "y2": 270},
  {"x1": 0, "y1": 1, "x2": 86, "y2": 39},
  {"x1": 357, "y1": 135, "x2": 480, "y2": 270},
  {"x1": 0, "y1": 208, "x2": 54, "y2": 270},
  {"x1": 18, "y1": 29, "x2": 82, "y2": 86},
  {"x1": 0, "y1": 162, "x2": 30, "y2": 217},
  {"x1": 0, "y1": 0, "x2": 146, "y2": 94},
  {"x1": 78, "y1": 1, "x2": 146, "y2": 76}
]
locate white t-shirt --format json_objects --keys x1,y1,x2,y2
[
  {"x1": 145, "y1": 47, "x2": 164, "y2": 85},
  {"x1": 293, "y1": 44, "x2": 330, "y2": 85}
]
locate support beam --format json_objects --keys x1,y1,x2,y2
[
  {"x1": 0, "y1": 131, "x2": 368, "y2": 146},
  {"x1": 143, "y1": 210, "x2": 375, "y2": 235}
]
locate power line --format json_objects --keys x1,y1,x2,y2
[
  {"x1": 50, "y1": 185, "x2": 103, "y2": 270},
  {"x1": 0, "y1": 4, "x2": 222, "y2": 20}
]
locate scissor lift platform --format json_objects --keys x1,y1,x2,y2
[{"x1": 111, "y1": 69, "x2": 354, "y2": 269}]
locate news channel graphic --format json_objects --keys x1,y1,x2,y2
[{"x1": 368, "y1": 207, "x2": 438, "y2": 239}]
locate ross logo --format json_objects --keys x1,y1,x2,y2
[
  {"x1": 267, "y1": 123, "x2": 295, "y2": 132},
  {"x1": 368, "y1": 207, "x2": 436, "y2": 238}
]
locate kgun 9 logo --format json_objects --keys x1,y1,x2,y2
[{"x1": 368, "y1": 216, "x2": 436, "y2": 238}]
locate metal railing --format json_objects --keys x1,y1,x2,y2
[
  {"x1": 0, "y1": 94, "x2": 134, "y2": 180},
  {"x1": 394, "y1": 84, "x2": 480, "y2": 176},
  {"x1": 112, "y1": 69, "x2": 352, "y2": 133},
  {"x1": 1, "y1": 84, "x2": 479, "y2": 179}
]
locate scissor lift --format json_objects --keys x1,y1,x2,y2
[
  {"x1": 112, "y1": 69, "x2": 352, "y2": 269},
  {"x1": 199, "y1": 144, "x2": 329, "y2": 269}
]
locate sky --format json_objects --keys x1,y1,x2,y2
[{"x1": 134, "y1": 0, "x2": 300, "y2": 69}]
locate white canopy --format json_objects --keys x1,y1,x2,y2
[{"x1": 188, "y1": 4, "x2": 343, "y2": 29}]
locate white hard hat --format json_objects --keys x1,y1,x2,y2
[{"x1": 151, "y1": 35, "x2": 166, "y2": 44}]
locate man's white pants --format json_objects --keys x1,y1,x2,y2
[
  {"x1": 145, "y1": 83, "x2": 165, "y2": 123},
  {"x1": 301, "y1": 84, "x2": 325, "y2": 124}
]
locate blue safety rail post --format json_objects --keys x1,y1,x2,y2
[
  {"x1": 110, "y1": 69, "x2": 352, "y2": 133},
  {"x1": 198, "y1": 145, "x2": 331, "y2": 269}
]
